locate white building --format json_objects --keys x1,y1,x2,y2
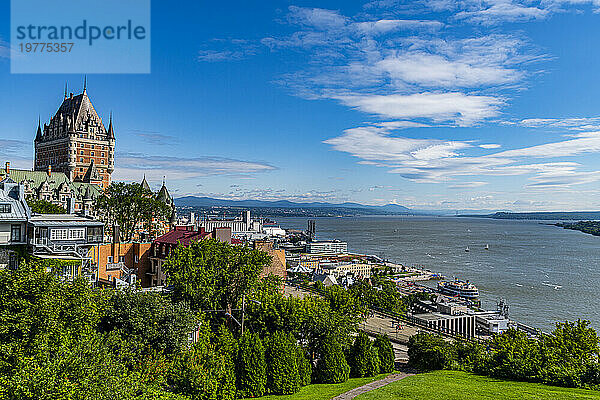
[
  {"x1": 306, "y1": 240, "x2": 348, "y2": 255},
  {"x1": 321, "y1": 261, "x2": 372, "y2": 278},
  {"x1": 0, "y1": 177, "x2": 29, "y2": 269},
  {"x1": 197, "y1": 210, "x2": 262, "y2": 234}
]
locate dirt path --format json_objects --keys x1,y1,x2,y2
[{"x1": 331, "y1": 372, "x2": 414, "y2": 400}]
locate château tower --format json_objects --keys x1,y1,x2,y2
[{"x1": 34, "y1": 80, "x2": 115, "y2": 189}]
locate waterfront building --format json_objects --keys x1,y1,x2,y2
[
  {"x1": 34, "y1": 84, "x2": 114, "y2": 189},
  {"x1": 196, "y1": 210, "x2": 262, "y2": 234},
  {"x1": 306, "y1": 240, "x2": 348, "y2": 255},
  {"x1": 320, "y1": 260, "x2": 373, "y2": 279}
]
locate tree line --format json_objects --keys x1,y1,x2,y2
[{"x1": 0, "y1": 239, "x2": 395, "y2": 399}]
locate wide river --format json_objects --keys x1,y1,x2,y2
[{"x1": 277, "y1": 216, "x2": 600, "y2": 333}]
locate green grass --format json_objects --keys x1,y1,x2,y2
[
  {"x1": 356, "y1": 370, "x2": 600, "y2": 400},
  {"x1": 243, "y1": 373, "x2": 390, "y2": 400}
]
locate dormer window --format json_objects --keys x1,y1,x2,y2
[{"x1": 0, "y1": 204, "x2": 10, "y2": 213}]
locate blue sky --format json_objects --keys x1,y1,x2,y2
[{"x1": 2, "y1": 1, "x2": 600, "y2": 211}]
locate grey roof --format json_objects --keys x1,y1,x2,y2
[
  {"x1": 0, "y1": 180, "x2": 29, "y2": 221},
  {"x1": 29, "y1": 214, "x2": 103, "y2": 227}
]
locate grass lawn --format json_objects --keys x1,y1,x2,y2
[
  {"x1": 244, "y1": 373, "x2": 390, "y2": 400},
  {"x1": 356, "y1": 370, "x2": 600, "y2": 400}
]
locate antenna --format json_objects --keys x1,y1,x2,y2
[{"x1": 83, "y1": 75, "x2": 87, "y2": 92}]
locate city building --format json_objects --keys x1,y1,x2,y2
[
  {"x1": 0, "y1": 177, "x2": 29, "y2": 269},
  {"x1": 320, "y1": 261, "x2": 373, "y2": 279},
  {"x1": 253, "y1": 240, "x2": 287, "y2": 280},
  {"x1": 34, "y1": 83, "x2": 114, "y2": 189},
  {"x1": 27, "y1": 213, "x2": 104, "y2": 280},
  {"x1": 197, "y1": 210, "x2": 262, "y2": 234},
  {"x1": 0, "y1": 163, "x2": 102, "y2": 214},
  {"x1": 89, "y1": 241, "x2": 152, "y2": 286},
  {"x1": 306, "y1": 240, "x2": 348, "y2": 255},
  {"x1": 147, "y1": 226, "x2": 231, "y2": 287}
]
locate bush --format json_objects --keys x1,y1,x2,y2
[
  {"x1": 265, "y1": 331, "x2": 300, "y2": 395},
  {"x1": 297, "y1": 346, "x2": 312, "y2": 386},
  {"x1": 373, "y1": 334, "x2": 395, "y2": 373},
  {"x1": 169, "y1": 324, "x2": 235, "y2": 400},
  {"x1": 237, "y1": 332, "x2": 266, "y2": 397},
  {"x1": 314, "y1": 336, "x2": 350, "y2": 384},
  {"x1": 349, "y1": 332, "x2": 380, "y2": 378},
  {"x1": 408, "y1": 332, "x2": 455, "y2": 371}
]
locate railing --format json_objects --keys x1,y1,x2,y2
[{"x1": 106, "y1": 262, "x2": 126, "y2": 271}]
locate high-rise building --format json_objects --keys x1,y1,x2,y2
[{"x1": 34, "y1": 82, "x2": 115, "y2": 189}]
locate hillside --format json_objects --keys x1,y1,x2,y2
[{"x1": 174, "y1": 196, "x2": 411, "y2": 213}]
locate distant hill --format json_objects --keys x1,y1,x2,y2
[
  {"x1": 463, "y1": 211, "x2": 600, "y2": 220},
  {"x1": 174, "y1": 196, "x2": 411, "y2": 213}
]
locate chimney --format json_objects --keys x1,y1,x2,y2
[
  {"x1": 5, "y1": 162, "x2": 9, "y2": 175},
  {"x1": 47, "y1": 165, "x2": 51, "y2": 177},
  {"x1": 113, "y1": 223, "x2": 120, "y2": 244}
]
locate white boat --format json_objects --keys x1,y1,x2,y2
[
  {"x1": 485, "y1": 244, "x2": 489, "y2": 250},
  {"x1": 465, "y1": 246, "x2": 470, "y2": 252},
  {"x1": 438, "y1": 279, "x2": 480, "y2": 299}
]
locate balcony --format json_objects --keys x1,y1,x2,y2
[{"x1": 106, "y1": 262, "x2": 126, "y2": 271}]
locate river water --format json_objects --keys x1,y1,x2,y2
[{"x1": 277, "y1": 216, "x2": 600, "y2": 333}]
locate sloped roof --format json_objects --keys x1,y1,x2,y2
[
  {"x1": 0, "y1": 168, "x2": 102, "y2": 200},
  {"x1": 154, "y1": 228, "x2": 211, "y2": 247}
]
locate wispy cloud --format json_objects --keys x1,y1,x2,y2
[
  {"x1": 510, "y1": 116, "x2": 600, "y2": 131},
  {"x1": 198, "y1": 39, "x2": 260, "y2": 62},
  {"x1": 325, "y1": 123, "x2": 600, "y2": 187},
  {"x1": 113, "y1": 152, "x2": 277, "y2": 183},
  {"x1": 130, "y1": 130, "x2": 179, "y2": 145}
]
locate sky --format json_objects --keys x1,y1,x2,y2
[{"x1": 2, "y1": 1, "x2": 600, "y2": 212}]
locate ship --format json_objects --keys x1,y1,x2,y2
[{"x1": 437, "y1": 279, "x2": 480, "y2": 300}]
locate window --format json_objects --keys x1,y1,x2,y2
[
  {"x1": 69, "y1": 228, "x2": 85, "y2": 240},
  {"x1": 134, "y1": 255, "x2": 139, "y2": 263},
  {"x1": 80, "y1": 150, "x2": 84, "y2": 155},
  {"x1": 91, "y1": 145, "x2": 95, "y2": 149},
  {"x1": 50, "y1": 229, "x2": 68, "y2": 240},
  {"x1": 101, "y1": 152, "x2": 105, "y2": 157},
  {"x1": 80, "y1": 158, "x2": 84, "y2": 162},
  {"x1": 107, "y1": 256, "x2": 113, "y2": 263},
  {"x1": 11, "y1": 225, "x2": 21, "y2": 242},
  {"x1": 118, "y1": 255, "x2": 125, "y2": 262},
  {"x1": 0, "y1": 204, "x2": 10, "y2": 213},
  {"x1": 91, "y1": 151, "x2": 94, "y2": 156}
]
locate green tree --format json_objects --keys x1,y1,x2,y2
[
  {"x1": 98, "y1": 289, "x2": 197, "y2": 359},
  {"x1": 296, "y1": 346, "x2": 312, "y2": 387},
  {"x1": 407, "y1": 332, "x2": 455, "y2": 372},
  {"x1": 265, "y1": 331, "x2": 300, "y2": 395},
  {"x1": 163, "y1": 239, "x2": 270, "y2": 312},
  {"x1": 169, "y1": 323, "x2": 235, "y2": 400},
  {"x1": 94, "y1": 182, "x2": 171, "y2": 241},
  {"x1": 237, "y1": 332, "x2": 267, "y2": 398},
  {"x1": 373, "y1": 334, "x2": 395, "y2": 373},
  {"x1": 314, "y1": 336, "x2": 350, "y2": 384},
  {"x1": 485, "y1": 329, "x2": 541, "y2": 381},
  {"x1": 349, "y1": 332, "x2": 380, "y2": 378},
  {"x1": 27, "y1": 198, "x2": 66, "y2": 214}
]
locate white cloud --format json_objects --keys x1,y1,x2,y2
[
  {"x1": 336, "y1": 92, "x2": 503, "y2": 126},
  {"x1": 480, "y1": 144, "x2": 501, "y2": 149},
  {"x1": 114, "y1": 153, "x2": 276, "y2": 183},
  {"x1": 455, "y1": 1, "x2": 549, "y2": 25},
  {"x1": 514, "y1": 116, "x2": 600, "y2": 131},
  {"x1": 325, "y1": 123, "x2": 600, "y2": 187}
]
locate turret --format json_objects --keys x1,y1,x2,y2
[{"x1": 35, "y1": 117, "x2": 43, "y2": 142}]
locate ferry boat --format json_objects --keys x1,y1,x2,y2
[{"x1": 437, "y1": 279, "x2": 480, "y2": 300}]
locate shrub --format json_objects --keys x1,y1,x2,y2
[
  {"x1": 297, "y1": 346, "x2": 312, "y2": 386},
  {"x1": 407, "y1": 332, "x2": 455, "y2": 371},
  {"x1": 314, "y1": 336, "x2": 350, "y2": 384},
  {"x1": 169, "y1": 325, "x2": 235, "y2": 400},
  {"x1": 373, "y1": 334, "x2": 395, "y2": 373},
  {"x1": 349, "y1": 332, "x2": 380, "y2": 378},
  {"x1": 265, "y1": 331, "x2": 300, "y2": 395},
  {"x1": 237, "y1": 332, "x2": 266, "y2": 397}
]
